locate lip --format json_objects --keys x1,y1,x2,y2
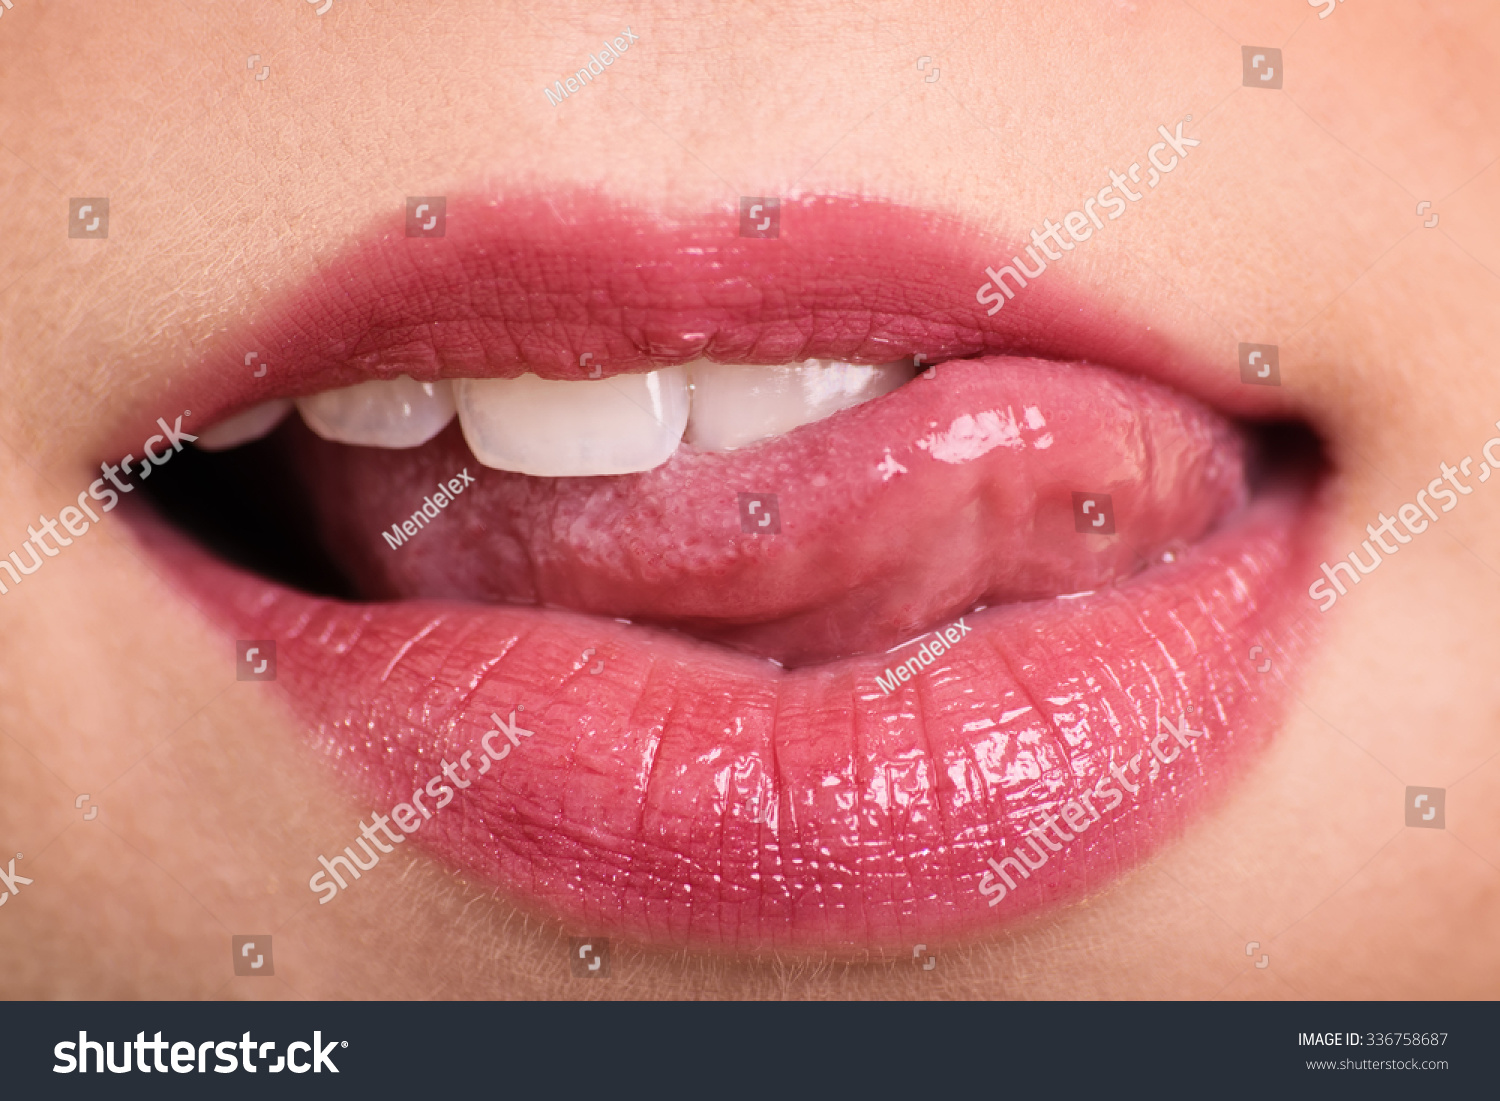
[
  {"x1": 128, "y1": 192, "x2": 1325, "y2": 950},
  {"x1": 131, "y1": 193, "x2": 1301, "y2": 447}
]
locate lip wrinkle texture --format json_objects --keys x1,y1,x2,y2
[
  {"x1": 138, "y1": 465, "x2": 1318, "y2": 950},
  {"x1": 131, "y1": 193, "x2": 1324, "y2": 951},
  {"x1": 152, "y1": 193, "x2": 1300, "y2": 459}
]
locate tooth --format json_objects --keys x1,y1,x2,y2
[
  {"x1": 685, "y1": 358, "x2": 915, "y2": 452},
  {"x1": 455, "y1": 368, "x2": 690, "y2": 477},
  {"x1": 296, "y1": 376, "x2": 456, "y2": 448},
  {"x1": 195, "y1": 399, "x2": 293, "y2": 451}
]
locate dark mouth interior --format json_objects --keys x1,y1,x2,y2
[
  {"x1": 1243, "y1": 418, "x2": 1325, "y2": 496},
  {"x1": 137, "y1": 400, "x2": 1326, "y2": 615},
  {"x1": 139, "y1": 421, "x2": 358, "y2": 600}
]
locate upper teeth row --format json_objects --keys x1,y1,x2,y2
[{"x1": 195, "y1": 358, "x2": 915, "y2": 476}]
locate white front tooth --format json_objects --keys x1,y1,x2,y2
[
  {"x1": 455, "y1": 368, "x2": 690, "y2": 477},
  {"x1": 685, "y1": 358, "x2": 915, "y2": 452},
  {"x1": 195, "y1": 399, "x2": 293, "y2": 451},
  {"x1": 296, "y1": 376, "x2": 456, "y2": 448}
]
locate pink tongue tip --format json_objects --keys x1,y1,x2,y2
[{"x1": 293, "y1": 356, "x2": 1247, "y2": 665}]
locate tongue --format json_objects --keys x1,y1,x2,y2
[{"x1": 289, "y1": 356, "x2": 1246, "y2": 666}]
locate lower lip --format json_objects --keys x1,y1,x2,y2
[{"x1": 137, "y1": 474, "x2": 1320, "y2": 950}]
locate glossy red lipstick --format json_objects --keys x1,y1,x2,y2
[{"x1": 131, "y1": 193, "x2": 1324, "y2": 951}]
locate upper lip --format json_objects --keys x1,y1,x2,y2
[
  {"x1": 129, "y1": 191, "x2": 1326, "y2": 951},
  {"x1": 131, "y1": 191, "x2": 1302, "y2": 450}
]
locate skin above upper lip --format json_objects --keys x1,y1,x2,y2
[{"x1": 125, "y1": 192, "x2": 1325, "y2": 951}]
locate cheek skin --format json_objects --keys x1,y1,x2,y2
[{"x1": 0, "y1": 1, "x2": 1498, "y2": 997}]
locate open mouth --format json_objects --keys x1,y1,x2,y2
[{"x1": 127, "y1": 192, "x2": 1327, "y2": 951}]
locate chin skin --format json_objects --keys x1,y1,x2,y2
[{"x1": 2, "y1": 0, "x2": 1499, "y2": 999}]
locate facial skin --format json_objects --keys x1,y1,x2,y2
[{"x1": 1, "y1": 0, "x2": 1498, "y2": 999}]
